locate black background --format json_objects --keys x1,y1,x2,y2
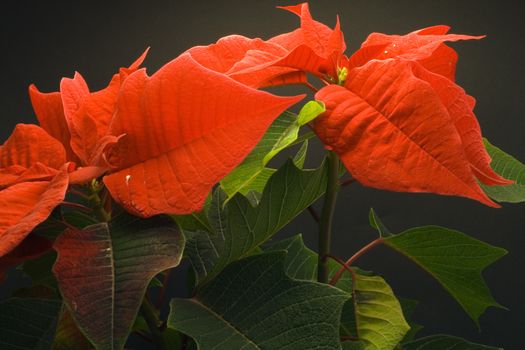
[{"x1": 3, "y1": 1, "x2": 525, "y2": 349}]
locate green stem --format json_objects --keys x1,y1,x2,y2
[
  {"x1": 88, "y1": 182, "x2": 111, "y2": 222},
  {"x1": 140, "y1": 298, "x2": 167, "y2": 350},
  {"x1": 317, "y1": 151, "x2": 340, "y2": 283}
]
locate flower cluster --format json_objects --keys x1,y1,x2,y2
[{"x1": 0, "y1": 3, "x2": 509, "y2": 260}]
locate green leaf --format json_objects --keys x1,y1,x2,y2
[
  {"x1": 264, "y1": 235, "x2": 410, "y2": 350},
  {"x1": 342, "y1": 340, "x2": 366, "y2": 350},
  {"x1": 349, "y1": 273, "x2": 410, "y2": 350},
  {"x1": 181, "y1": 159, "x2": 328, "y2": 285},
  {"x1": 481, "y1": 138, "x2": 525, "y2": 203},
  {"x1": 398, "y1": 298, "x2": 423, "y2": 342},
  {"x1": 220, "y1": 105, "x2": 321, "y2": 199},
  {"x1": 297, "y1": 100, "x2": 325, "y2": 125},
  {"x1": 220, "y1": 111, "x2": 296, "y2": 197},
  {"x1": 53, "y1": 308, "x2": 92, "y2": 350},
  {"x1": 403, "y1": 334, "x2": 502, "y2": 350},
  {"x1": 384, "y1": 226, "x2": 506, "y2": 325},
  {"x1": 12, "y1": 285, "x2": 57, "y2": 299},
  {"x1": 168, "y1": 252, "x2": 349, "y2": 350},
  {"x1": 368, "y1": 208, "x2": 392, "y2": 237},
  {"x1": 0, "y1": 297, "x2": 62, "y2": 350},
  {"x1": 52, "y1": 215, "x2": 185, "y2": 350},
  {"x1": 22, "y1": 250, "x2": 58, "y2": 289},
  {"x1": 264, "y1": 234, "x2": 319, "y2": 281}
]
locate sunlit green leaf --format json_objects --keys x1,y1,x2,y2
[{"x1": 221, "y1": 105, "x2": 321, "y2": 199}]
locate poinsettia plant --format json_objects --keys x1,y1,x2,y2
[{"x1": 1, "y1": 3, "x2": 524, "y2": 349}]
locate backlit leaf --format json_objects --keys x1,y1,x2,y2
[
  {"x1": 221, "y1": 111, "x2": 298, "y2": 198},
  {"x1": 221, "y1": 102, "x2": 316, "y2": 199}
]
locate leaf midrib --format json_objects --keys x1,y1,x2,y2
[{"x1": 190, "y1": 299, "x2": 261, "y2": 350}]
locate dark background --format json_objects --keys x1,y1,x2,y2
[{"x1": 3, "y1": 1, "x2": 525, "y2": 349}]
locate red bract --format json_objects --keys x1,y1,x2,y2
[
  {"x1": 187, "y1": 2, "x2": 345, "y2": 88},
  {"x1": 355, "y1": 25, "x2": 484, "y2": 81},
  {"x1": 0, "y1": 170, "x2": 69, "y2": 257},
  {"x1": 29, "y1": 49, "x2": 149, "y2": 180},
  {"x1": 0, "y1": 52, "x2": 149, "y2": 258},
  {"x1": 313, "y1": 24, "x2": 512, "y2": 206},
  {"x1": 103, "y1": 53, "x2": 303, "y2": 217},
  {"x1": 0, "y1": 124, "x2": 70, "y2": 256},
  {"x1": 1, "y1": 47, "x2": 303, "y2": 256}
]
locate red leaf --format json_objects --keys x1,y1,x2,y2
[
  {"x1": 275, "y1": 3, "x2": 346, "y2": 57},
  {"x1": 271, "y1": 3, "x2": 346, "y2": 79},
  {"x1": 0, "y1": 163, "x2": 60, "y2": 188},
  {"x1": 0, "y1": 124, "x2": 66, "y2": 187},
  {"x1": 29, "y1": 86, "x2": 79, "y2": 163},
  {"x1": 1, "y1": 124, "x2": 66, "y2": 170},
  {"x1": 226, "y1": 44, "x2": 325, "y2": 87},
  {"x1": 187, "y1": 35, "x2": 302, "y2": 88},
  {"x1": 314, "y1": 59, "x2": 497, "y2": 207},
  {"x1": 103, "y1": 53, "x2": 304, "y2": 217},
  {"x1": 0, "y1": 170, "x2": 69, "y2": 257},
  {"x1": 31, "y1": 49, "x2": 148, "y2": 167},
  {"x1": 410, "y1": 62, "x2": 512, "y2": 186},
  {"x1": 358, "y1": 25, "x2": 484, "y2": 80},
  {"x1": 188, "y1": 35, "x2": 286, "y2": 73}
]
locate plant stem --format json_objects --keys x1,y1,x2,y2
[
  {"x1": 329, "y1": 237, "x2": 384, "y2": 285},
  {"x1": 307, "y1": 206, "x2": 320, "y2": 223},
  {"x1": 317, "y1": 151, "x2": 340, "y2": 283},
  {"x1": 156, "y1": 269, "x2": 172, "y2": 309},
  {"x1": 140, "y1": 298, "x2": 167, "y2": 350},
  {"x1": 89, "y1": 185, "x2": 111, "y2": 222}
]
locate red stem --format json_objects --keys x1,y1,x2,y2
[
  {"x1": 307, "y1": 206, "x2": 320, "y2": 223},
  {"x1": 325, "y1": 254, "x2": 354, "y2": 278},
  {"x1": 156, "y1": 269, "x2": 172, "y2": 309},
  {"x1": 303, "y1": 81, "x2": 319, "y2": 93},
  {"x1": 61, "y1": 201, "x2": 92, "y2": 213},
  {"x1": 340, "y1": 177, "x2": 356, "y2": 187},
  {"x1": 329, "y1": 237, "x2": 384, "y2": 286},
  {"x1": 68, "y1": 186, "x2": 91, "y2": 200},
  {"x1": 325, "y1": 254, "x2": 360, "y2": 340}
]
